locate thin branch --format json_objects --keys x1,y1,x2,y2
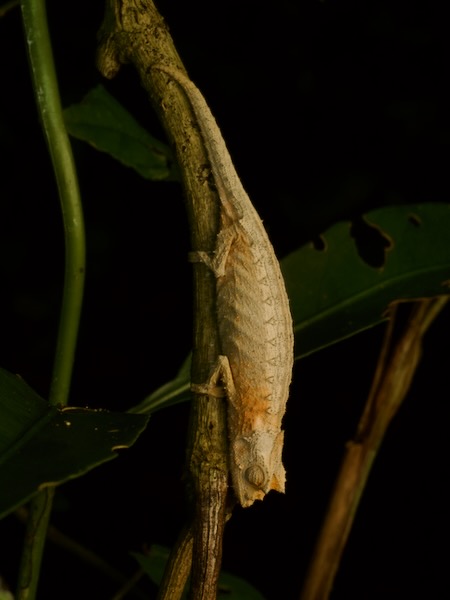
[
  {"x1": 109, "y1": 570, "x2": 146, "y2": 600},
  {"x1": 96, "y1": 2, "x2": 230, "y2": 598},
  {"x1": 299, "y1": 297, "x2": 448, "y2": 600},
  {"x1": 155, "y1": 525, "x2": 194, "y2": 600}
]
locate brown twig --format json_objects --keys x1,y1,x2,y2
[
  {"x1": 96, "y1": 2, "x2": 230, "y2": 599},
  {"x1": 299, "y1": 296, "x2": 448, "y2": 600},
  {"x1": 154, "y1": 525, "x2": 194, "y2": 600}
]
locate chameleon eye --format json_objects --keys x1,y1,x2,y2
[{"x1": 245, "y1": 464, "x2": 266, "y2": 490}]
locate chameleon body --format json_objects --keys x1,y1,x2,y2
[{"x1": 156, "y1": 65, "x2": 294, "y2": 507}]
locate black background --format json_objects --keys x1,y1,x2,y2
[{"x1": 0, "y1": 1, "x2": 449, "y2": 598}]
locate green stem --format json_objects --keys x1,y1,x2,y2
[
  {"x1": 20, "y1": 0, "x2": 86, "y2": 408},
  {"x1": 17, "y1": 0, "x2": 85, "y2": 598},
  {"x1": 16, "y1": 488, "x2": 55, "y2": 600}
]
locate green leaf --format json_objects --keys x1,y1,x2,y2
[
  {"x1": 283, "y1": 202, "x2": 450, "y2": 357},
  {"x1": 128, "y1": 202, "x2": 450, "y2": 414},
  {"x1": 63, "y1": 85, "x2": 177, "y2": 181},
  {"x1": 129, "y1": 354, "x2": 191, "y2": 414},
  {"x1": 217, "y1": 572, "x2": 266, "y2": 600},
  {"x1": 132, "y1": 546, "x2": 266, "y2": 599},
  {"x1": 0, "y1": 368, "x2": 149, "y2": 519},
  {"x1": 131, "y1": 547, "x2": 170, "y2": 590}
]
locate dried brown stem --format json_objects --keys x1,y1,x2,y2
[
  {"x1": 97, "y1": 2, "x2": 230, "y2": 599},
  {"x1": 154, "y1": 525, "x2": 194, "y2": 600},
  {"x1": 299, "y1": 297, "x2": 448, "y2": 600}
]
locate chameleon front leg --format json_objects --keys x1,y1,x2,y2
[
  {"x1": 191, "y1": 354, "x2": 236, "y2": 400},
  {"x1": 188, "y1": 223, "x2": 237, "y2": 278}
]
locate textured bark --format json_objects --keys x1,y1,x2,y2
[{"x1": 97, "y1": 2, "x2": 229, "y2": 599}]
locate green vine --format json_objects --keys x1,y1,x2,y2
[{"x1": 17, "y1": 1, "x2": 85, "y2": 597}]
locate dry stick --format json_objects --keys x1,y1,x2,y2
[
  {"x1": 155, "y1": 526, "x2": 194, "y2": 600},
  {"x1": 97, "y1": 2, "x2": 230, "y2": 599},
  {"x1": 299, "y1": 296, "x2": 448, "y2": 600}
]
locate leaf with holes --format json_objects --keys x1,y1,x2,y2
[{"x1": 283, "y1": 202, "x2": 450, "y2": 357}]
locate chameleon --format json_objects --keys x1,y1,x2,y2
[{"x1": 155, "y1": 65, "x2": 294, "y2": 507}]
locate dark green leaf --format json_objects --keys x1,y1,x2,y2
[
  {"x1": 63, "y1": 85, "x2": 177, "y2": 181},
  {"x1": 0, "y1": 368, "x2": 149, "y2": 519},
  {"x1": 129, "y1": 354, "x2": 191, "y2": 414},
  {"x1": 283, "y1": 202, "x2": 450, "y2": 357},
  {"x1": 131, "y1": 547, "x2": 171, "y2": 590},
  {"x1": 217, "y1": 571, "x2": 266, "y2": 600}
]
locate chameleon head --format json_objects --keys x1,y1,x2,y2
[{"x1": 232, "y1": 430, "x2": 286, "y2": 507}]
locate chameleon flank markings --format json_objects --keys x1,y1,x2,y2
[{"x1": 155, "y1": 65, "x2": 294, "y2": 507}]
